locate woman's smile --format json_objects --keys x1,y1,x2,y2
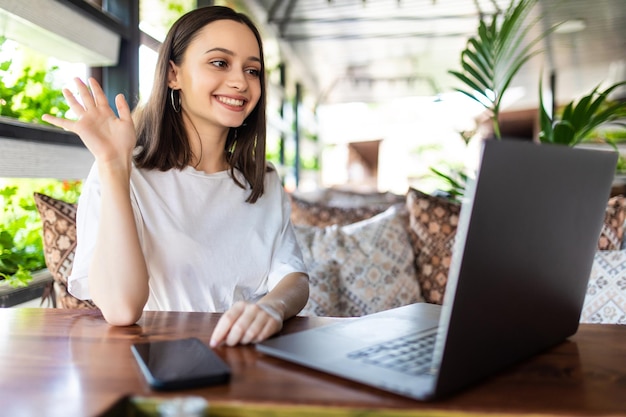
[{"x1": 216, "y1": 95, "x2": 246, "y2": 108}]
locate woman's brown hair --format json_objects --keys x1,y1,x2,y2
[{"x1": 133, "y1": 6, "x2": 268, "y2": 203}]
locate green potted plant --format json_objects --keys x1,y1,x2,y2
[
  {"x1": 448, "y1": 0, "x2": 626, "y2": 145},
  {"x1": 448, "y1": 0, "x2": 549, "y2": 140},
  {"x1": 430, "y1": 0, "x2": 548, "y2": 198},
  {"x1": 435, "y1": 0, "x2": 626, "y2": 200},
  {"x1": 539, "y1": 80, "x2": 626, "y2": 147}
]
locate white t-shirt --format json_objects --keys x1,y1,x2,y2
[{"x1": 68, "y1": 163, "x2": 307, "y2": 312}]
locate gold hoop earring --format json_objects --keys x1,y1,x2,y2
[{"x1": 170, "y1": 88, "x2": 181, "y2": 113}]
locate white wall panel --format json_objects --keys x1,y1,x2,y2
[{"x1": 0, "y1": 137, "x2": 93, "y2": 179}]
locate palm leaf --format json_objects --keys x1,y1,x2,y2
[
  {"x1": 553, "y1": 121, "x2": 575, "y2": 145},
  {"x1": 539, "y1": 80, "x2": 626, "y2": 146},
  {"x1": 448, "y1": 0, "x2": 553, "y2": 139},
  {"x1": 585, "y1": 82, "x2": 626, "y2": 119},
  {"x1": 449, "y1": 72, "x2": 493, "y2": 106},
  {"x1": 538, "y1": 77, "x2": 554, "y2": 143},
  {"x1": 461, "y1": 56, "x2": 491, "y2": 90},
  {"x1": 560, "y1": 102, "x2": 575, "y2": 125},
  {"x1": 429, "y1": 167, "x2": 468, "y2": 200},
  {"x1": 462, "y1": 49, "x2": 490, "y2": 79}
]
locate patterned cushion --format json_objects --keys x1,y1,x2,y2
[
  {"x1": 581, "y1": 250, "x2": 626, "y2": 324},
  {"x1": 33, "y1": 193, "x2": 97, "y2": 309},
  {"x1": 405, "y1": 188, "x2": 461, "y2": 305},
  {"x1": 405, "y1": 189, "x2": 626, "y2": 305},
  {"x1": 599, "y1": 195, "x2": 626, "y2": 250},
  {"x1": 294, "y1": 204, "x2": 423, "y2": 317},
  {"x1": 289, "y1": 190, "x2": 404, "y2": 228}
]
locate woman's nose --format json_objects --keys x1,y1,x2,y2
[{"x1": 226, "y1": 69, "x2": 248, "y2": 91}]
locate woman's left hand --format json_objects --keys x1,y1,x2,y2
[{"x1": 210, "y1": 301, "x2": 283, "y2": 347}]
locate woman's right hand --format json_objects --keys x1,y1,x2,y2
[{"x1": 42, "y1": 77, "x2": 136, "y2": 170}]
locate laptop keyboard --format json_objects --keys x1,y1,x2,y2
[{"x1": 346, "y1": 331, "x2": 437, "y2": 376}]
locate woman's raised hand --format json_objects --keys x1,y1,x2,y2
[{"x1": 42, "y1": 77, "x2": 136, "y2": 169}]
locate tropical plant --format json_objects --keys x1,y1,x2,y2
[
  {"x1": 539, "y1": 80, "x2": 626, "y2": 147},
  {"x1": 439, "y1": 0, "x2": 626, "y2": 202},
  {"x1": 429, "y1": 166, "x2": 468, "y2": 202},
  {"x1": 448, "y1": 0, "x2": 552, "y2": 139}
]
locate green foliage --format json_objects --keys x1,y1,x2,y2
[
  {"x1": 139, "y1": 0, "x2": 196, "y2": 39},
  {"x1": 301, "y1": 155, "x2": 320, "y2": 171},
  {"x1": 434, "y1": 0, "x2": 626, "y2": 203},
  {"x1": 448, "y1": 0, "x2": 550, "y2": 139},
  {"x1": 605, "y1": 128, "x2": 626, "y2": 143},
  {"x1": 0, "y1": 180, "x2": 81, "y2": 288},
  {"x1": 617, "y1": 155, "x2": 626, "y2": 173},
  {"x1": 0, "y1": 37, "x2": 69, "y2": 124},
  {"x1": 539, "y1": 80, "x2": 626, "y2": 147},
  {"x1": 428, "y1": 167, "x2": 468, "y2": 202},
  {"x1": 0, "y1": 38, "x2": 78, "y2": 287},
  {"x1": 427, "y1": 129, "x2": 478, "y2": 200},
  {"x1": 0, "y1": 186, "x2": 44, "y2": 288}
]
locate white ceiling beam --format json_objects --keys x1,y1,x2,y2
[{"x1": 0, "y1": 0, "x2": 120, "y2": 66}]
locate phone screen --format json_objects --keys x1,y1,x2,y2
[{"x1": 131, "y1": 337, "x2": 231, "y2": 391}]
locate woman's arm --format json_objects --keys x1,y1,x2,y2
[
  {"x1": 43, "y1": 78, "x2": 149, "y2": 325},
  {"x1": 210, "y1": 272, "x2": 309, "y2": 347},
  {"x1": 88, "y1": 164, "x2": 149, "y2": 325}
]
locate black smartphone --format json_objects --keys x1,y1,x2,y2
[{"x1": 131, "y1": 337, "x2": 231, "y2": 391}]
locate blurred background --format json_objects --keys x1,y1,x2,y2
[{"x1": 0, "y1": 0, "x2": 624, "y2": 194}]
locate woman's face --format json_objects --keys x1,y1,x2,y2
[{"x1": 169, "y1": 19, "x2": 262, "y2": 134}]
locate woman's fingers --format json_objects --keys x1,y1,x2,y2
[
  {"x1": 43, "y1": 78, "x2": 105, "y2": 129},
  {"x1": 229, "y1": 308, "x2": 261, "y2": 346},
  {"x1": 240, "y1": 313, "x2": 276, "y2": 345},
  {"x1": 61, "y1": 87, "x2": 86, "y2": 116},
  {"x1": 254, "y1": 320, "x2": 279, "y2": 344},
  {"x1": 210, "y1": 302, "x2": 283, "y2": 347},
  {"x1": 41, "y1": 113, "x2": 73, "y2": 131},
  {"x1": 115, "y1": 93, "x2": 132, "y2": 122},
  {"x1": 75, "y1": 77, "x2": 96, "y2": 109},
  {"x1": 62, "y1": 77, "x2": 110, "y2": 117},
  {"x1": 40, "y1": 76, "x2": 137, "y2": 166},
  {"x1": 88, "y1": 77, "x2": 110, "y2": 109},
  {"x1": 210, "y1": 302, "x2": 245, "y2": 347},
  {"x1": 43, "y1": 78, "x2": 125, "y2": 128}
]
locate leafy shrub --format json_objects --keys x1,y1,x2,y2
[
  {"x1": 0, "y1": 180, "x2": 81, "y2": 287},
  {"x1": 0, "y1": 37, "x2": 69, "y2": 124}
]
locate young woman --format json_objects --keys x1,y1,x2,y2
[{"x1": 42, "y1": 6, "x2": 309, "y2": 347}]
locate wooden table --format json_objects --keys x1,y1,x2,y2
[{"x1": 1, "y1": 308, "x2": 625, "y2": 417}]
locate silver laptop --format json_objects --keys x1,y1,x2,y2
[{"x1": 256, "y1": 139, "x2": 618, "y2": 400}]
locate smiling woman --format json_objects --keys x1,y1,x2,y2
[{"x1": 40, "y1": 6, "x2": 309, "y2": 348}]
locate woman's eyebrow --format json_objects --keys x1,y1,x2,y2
[{"x1": 205, "y1": 47, "x2": 261, "y2": 63}]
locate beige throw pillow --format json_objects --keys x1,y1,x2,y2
[
  {"x1": 581, "y1": 250, "x2": 626, "y2": 324},
  {"x1": 294, "y1": 204, "x2": 423, "y2": 317}
]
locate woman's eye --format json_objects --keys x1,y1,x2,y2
[
  {"x1": 246, "y1": 68, "x2": 260, "y2": 77},
  {"x1": 210, "y1": 60, "x2": 228, "y2": 68}
]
